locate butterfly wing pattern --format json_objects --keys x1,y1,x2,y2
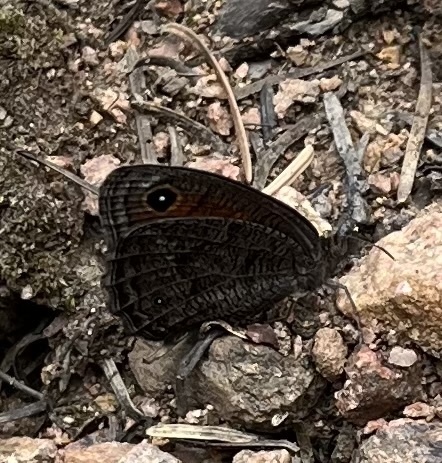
[{"x1": 99, "y1": 165, "x2": 322, "y2": 339}]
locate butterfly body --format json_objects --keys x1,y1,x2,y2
[{"x1": 99, "y1": 165, "x2": 323, "y2": 340}]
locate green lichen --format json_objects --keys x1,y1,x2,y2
[
  {"x1": 0, "y1": 5, "x2": 65, "y2": 67},
  {"x1": 0, "y1": 150, "x2": 104, "y2": 312}
]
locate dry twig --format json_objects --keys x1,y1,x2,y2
[
  {"x1": 164, "y1": 23, "x2": 253, "y2": 183},
  {"x1": 146, "y1": 423, "x2": 300, "y2": 453},
  {"x1": 235, "y1": 50, "x2": 369, "y2": 100},
  {"x1": 129, "y1": 63, "x2": 157, "y2": 165},
  {"x1": 397, "y1": 36, "x2": 433, "y2": 203},
  {"x1": 168, "y1": 126, "x2": 184, "y2": 166}
]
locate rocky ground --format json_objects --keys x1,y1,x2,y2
[{"x1": 0, "y1": 0, "x2": 442, "y2": 462}]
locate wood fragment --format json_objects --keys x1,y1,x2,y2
[
  {"x1": 105, "y1": 0, "x2": 146, "y2": 46},
  {"x1": 164, "y1": 23, "x2": 253, "y2": 183},
  {"x1": 235, "y1": 50, "x2": 369, "y2": 100},
  {"x1": 146, "y1": 423, "x2": 300, "y2": 453},
  {"x1": 263, "y1": 145, "x2": 315, "y2": 196},
  {"x1": 168, "y1": 126, "x2": 184, "y2": 166},
  {"x1": 133, "y1": 101, "x2": 228, "y2": 154},
  {"x1": 253, "y1": 115, "x2": 322, "y2": 190},
  {"x1": 397, "y1": 36, "x2": 433, "y2": 203},
  {"x1": 0, "y1": 401, "x2": 48, "y2": 424},
  {"x1": 323, "y1": 92, "x2": 368, "y2": 230},
  {"x1": 259, "y1": 83, "x2": 276, "y2": 141},
  {"x1": 129, "y1": 67, "x2": 157, "y2": 164}
]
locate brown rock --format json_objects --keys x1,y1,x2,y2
[
  {"x1": 241, "y1": 107, "x2": 261, "y2": 126},
  {"x1": 312, "y1": 327, "x2": 348, "y2": 380},
  {"x1": 63, "y1": 442, "x2": 133, "y2": 463},
  {"x1": 335, "y1": 345, "x2": 424, "y2": 425},
  {"x1": 119, "y1": 441, "x2": 182, "y2": 462},
  {"x1": 190, "y1": 336, "x2": 325, "y2": 430},
  {"x1": 0, "y1": 437, "x2": 57, "y2": 462},
  {"x1": 186, "y1": 157, "x2": 241, "y2": 181},
  {"x1": 233, "y1": 449, "x2": 292, "y2": 463},
  {"x1": 273, "y1": 79, "x2": 320, "y2": 118},
  {"x1": 206, "y1": 102, "x2": 233, "y2": 136},
  {"x1": 403, "y1": 401, "x2": 435, "y2": 419},
  {"x1": 354, "y1": 419, "x2": 442, "y2": 463},
  {"x1": 129, "y1": 335, "x2": 196, "y2": 397},
  {"x1": 80, "y1": 154, "x2": 121, "y2": 215},
  {"x1": 337, "y1": 203, "x2": 442, "y2": 351},
  {"x1": 273, "y1": 186, "x2": 332, "y2": 236}
]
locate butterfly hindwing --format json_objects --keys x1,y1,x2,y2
[{"x1": 102, "y1": 217, "x2": 313, "y2": 339}]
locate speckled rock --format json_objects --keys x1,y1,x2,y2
[
  {"x1": 312, "y1": 327, "x2": 348, "y2": 380},
  {"x1": 337, "y1": 202, "x2": 442, "y2": 352},
  {"x1": 233, "y1": 449, "x2": 292, "y2": 463},
  {"x1": 0, "y1": 437, "x2": 57, "y2": 462},
  {"x1": 335, "y1": 345, "x2": 424, "y2": 425},
  {"x1": 189, "y1": 336, "x2": 326, "y2": 431},
  {"x1": 354, "y1": 419, "x2": 442, "y2": 463}
]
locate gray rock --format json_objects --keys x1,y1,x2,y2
[
  {"x1": 354, "y1": 419, "x2": 442, "y2": 463},
  {"x1": 190, "y1": 336, "x2": 325, "y2": 430}
]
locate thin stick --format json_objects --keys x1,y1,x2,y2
[
  {"x1": 129, "y1": 67, "x2": 157, "y2": 165},
  {"x1": 163, "y1": 23, "x2": 253, "y2": 183},
  {"x1": 253, "y1": 115, "x2": 322, "y2": 190},
  {"x1": 262, "y1": 145, "x2": 314, "y2": 196},
  {"x1": 0, "y1": 370, "x2": 44, "y2": 401},
  {"x1": 16, "y1": 150, "x2": 99, "y2": 195},
  {"x1": 235, "y1": 49, "x2": 369, "y2": 100},
  {"x1": 168, "y1": 126, "x2": 184, "y2": 166},
  {"x1": 397, "y1": 35, "x2": 433, "y2": 203},
  {"x1": 133, "y1": 101, "x2": 228, "y2": 153}
]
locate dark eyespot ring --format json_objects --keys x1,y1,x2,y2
[
  {"x1": 146, "y1": 187, "x2": 177, "y2": 213},
  {"x1": 153, "y1": 297, "x2": 164, "y2": 306}
]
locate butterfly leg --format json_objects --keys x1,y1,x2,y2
[
  {"x1": 325, "y1": 279, "x2": 363, "y2": 342},
  {"x1": 175, "y1": 328, "x2": 225, "y2": 416}
]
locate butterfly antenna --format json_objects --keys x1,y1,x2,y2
[
  {"x1": 346, "y1": 235, "x2": 395, "y2": 261},
  {"x1": 16, "y1": 150, "x2": 99, "y2": 196}
]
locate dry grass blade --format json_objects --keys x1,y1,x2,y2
[
  {"x1": 147, "y1": 423, "x2": 261, "y2": 442},
  {"x1": 263, "y1": 145, "x2": 314, "y2": 196},
  {"x1": 163, "y1": 23, "x2": 253, "y2": 183},
  {"x1": 146, "y1": 424, "x2": 300, "y2": 453},
  {"x1": 397, "y1": 35, "x2": 433, "y2": 203},
  {"x1": 101, "y1": 358, "x2": 147, "y2": 421}
]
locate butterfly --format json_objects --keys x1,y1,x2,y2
[{"x1": 98, "y1": 164, "x2": 324, "y2": 341}]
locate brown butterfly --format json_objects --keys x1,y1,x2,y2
[{"x1": 98, "y1": 164, "x2": 324, "y2": 341}]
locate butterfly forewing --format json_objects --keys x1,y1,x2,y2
[{"x1": 99, "y1": 165, "x2": 321, "y2": 263}]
